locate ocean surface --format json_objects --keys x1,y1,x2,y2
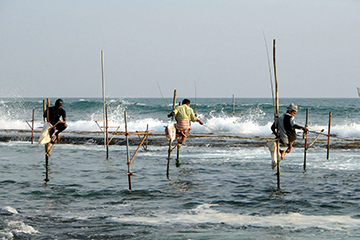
[{"x1": 1, "y1": 97, "x2": 360, "y2": 239}]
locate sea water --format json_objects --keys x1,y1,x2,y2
[{"x1": 0, "y1": 98, "x2": 360, "y2": 239}]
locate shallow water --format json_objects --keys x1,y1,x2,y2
[
  {"x1": 1, "y1": 97, "x2": 360, "y2": 239},
  {"x1": 1, "y1": 141, "x2": 360, "y2": 239}
]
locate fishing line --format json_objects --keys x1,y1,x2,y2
[
  {"x1": 157, "y1": 82, "x2": 170, "y2": 111},
  {"x1": 262, "y1": 29, "x2": 276, "y2": 118},
  {"x1": 308, "y1": 129, "x2": 346, "y2": 140},
  {"x1": 194, "y1": 80, "x2": 197, "y2": 115},
  {"x1": 203, "y1": 124, "x2": 221, "y2": 134}
]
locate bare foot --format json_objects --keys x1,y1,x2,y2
[{"x1": 280, "y1": 150, "x2": 286, "y2": 160}]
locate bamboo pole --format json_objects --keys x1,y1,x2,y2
[
  {"x1": 138, "y1": 124, "x2": 149, "y2": 151},
  {"x1": 145, "y1": 124, "x2": 149, "y2": 150},
  {"x1": 176, "y1": 145, "x2": 181, "y2": 167},
  {"x1": 303, "y1": 108, "x2": 309, "y2": 171},
  {"x1": 273, "y1": 39, "x2": 280, "y2": 189},
  {"x1": 306, "y1": 130, "x2": 324, "y2": 150},
  {"x1": 31, "y1": 109, "x2": 35, "y2": 144},
  {"x1": 128, "y1": 134, "x2": 149, "y2": 166},
  {"x1": 101, "y1": 50, "x2": 108, "y2": 157},
  {"x1": 124, "y1": 111, "x2": 132, "y2": 190},
  {"x1": 167, "y1": 90, "x2": 177, "y2": 179},
  {"x1": 45, "y1": 99, "x2": 50, "y2": 182},
  {"x1": 105, "y1": 106, "x2": 109, "y2": 159},
  {"x1": 327, "y1": 112, "x2": 332, "y2": 159}
]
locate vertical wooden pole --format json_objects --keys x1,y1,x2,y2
[
  {"x1": 176, "y1": 145, "x2": 181, "y2": 167},
  {"x1": 31, "y1": 109, "x2": 35, "y2": 144},
  {"x1": 105, "y1": 106, "x2": 109, "y2": 159},
  {"x1": 43, "y1": 100, "x2": 46, "y2": 162},
  {"x1": 45, "y1": 99, "x2": 50, "y2": 182},
  {"x1": 232, "y1": 94, "x2": 235, "y2": 117},
  {"x1": 167, "y1": 90, "x2": 177, "y2": 179},
  {"x1": 101, "y1": 50, "x2": 108, "y2": 158},
  {"x1": 327, "y1": 112, "x2": 332, "y2": 159},
  {"x1": 125, "y1": 111, "x2": 132, "y2": 190},
  {"x1": 273, "y1": 39, "x2": 280, "y2": 189},
  {"x1": 145, "y1": 124, "x2": 149, "y2": 150},
  {"x1": 303, "y1": 108, "x2": 309, "y2": 171}
]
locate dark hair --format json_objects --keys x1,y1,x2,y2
[
  {"x1": 55, "y1": 99, "x2": 63, "y2": 107},
  {"x1": 182, "y1": 99, "x2": 190, "y2": 105}
]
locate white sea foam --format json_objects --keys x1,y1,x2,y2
[
  {"x1": 0, "y1": 105, "x2": 360, "y2": 139},
  {"x1": 110, "y1": 203, "x2": 360, "y2": 230},
  {"x1": 0, "y1": 220, "x2": 39, "y2": 238},
  {"x1": 3, "y1": 206, "x2": 18, "y2": 215},
  {"x1": 7, "y1": 220, "x2": 39, "y2": 234}
]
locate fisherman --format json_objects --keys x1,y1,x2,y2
[
  {"x1": 271, "y1": 103, "x2": 307, "y2": 160},
  {"x1": 168, "y1": 99, "x2": 203, "y2": 144},
  {"x1": 44, "y1": 98, "x2": 67, "y2": 143}
]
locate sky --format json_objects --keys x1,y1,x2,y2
[{"x1": 1, "y1": 0, "x2": 360, "y2": 99}]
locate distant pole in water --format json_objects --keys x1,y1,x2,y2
[
  {"x1": 124, "y1": 111, "x2": 132, "y2": 190},
  {"x1": 105, "y1": 107, "x2": 109, "y2": 159},
  {"x1": 31, "y1": 109, "x2": 35, "y2": 144},
  {"x1": 101, "y1": 50, "x2": 108, "y2": 158},
  {"x1": 327, "y1": 112, "x2": 332, "y2": 159},
  {"x1": 232, "y1": 94, "x2": 235, "y2": 117},
  {"x1": 194, "y1": 80, "x2": 197, "y2": 115},
  {"x1": 303, "y1": 108, "x2": 309, "y2": 171},
  {"x1": 273, "y1": 39, "x2": 280, "y2": 189},
  {"x1": 145, "y1": 124, "x2": 149, "y2": 150}
]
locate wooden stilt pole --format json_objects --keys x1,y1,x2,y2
[
  {"x1": 45, "y1": 99, "x2": 50, "y2": 182},
  {"x1": 303, "y1": 108, "x2": 309, "y2": 171},
  {"x1": 273, "y1": 39, "x2": 280, "y2": 190},
  {"x1": 105, "y1": 106, "x2": 109, "y2": 159},
  {"x1": 101, "y1": 50, "x2": 108, "y2": 159},
  {"x1": 306, "y1": 130, "x2": 324, "y2": 150},
  {"x1": 145, "y1": 124, "x2": 149, "y2": 150},
  {"x1": 327, "y1": 112, "x2": 332, "y2": 160},
  {"x1": 31, "y1": 109, "x2": 35, "y2": 144},
  {"x1": 176, "y1": 145, "x2": 181, "y2": 167},
  {"x1": 167, "y1": 90, "x2": 177, "y2": 179},
  {"x1": 124, "y1": 111, "x2": 132, "y2": 190}
]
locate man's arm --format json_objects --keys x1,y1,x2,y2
[
  {"x1": 167, "y1": 112, "x2": 174, "y2": 118},
  {"x1": 271, "y1": 122, "x2": 277, "y2": 135},
  {"x1": 293, "y1": 124, "x2": 308, "y2": 133}
]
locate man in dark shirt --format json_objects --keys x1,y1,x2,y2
[
  {"x1": 44, "y1": 99, "x2": 67, "y2": 142},
  {"x1": 271, "y1": 103, "x2": 307, "y2": 160}
]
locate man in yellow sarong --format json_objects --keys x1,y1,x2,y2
[{"x1": 168, "y1": 99, "x2": 203, "y2": 144}]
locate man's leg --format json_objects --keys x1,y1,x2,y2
[
  {"x1": 280, "y1": 144, "x2": 293, "y2": 160},
  {"x1": 54, "y1": 123, "x2": 67, "y2": 141}
]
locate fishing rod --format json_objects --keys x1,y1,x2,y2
[
  {"x1": 262, "y1": 29, "x2": 275, "y2": 117},
  {"x1": 308, "y1": 129, "x2": 345, "y2": 140},
  {"x1": 194, "y1": 80, "x2": 197, "y2": 116},
  {"x1": 157, "y1": 82, "x2": 170, "y2": 112},
  {"x1": 203, "y1": 124, "x2": 221, "y2": 134},
  {"x1": 193, "y1": 81, "x2": 216, "y2": 134}
]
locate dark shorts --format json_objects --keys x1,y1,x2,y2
[{"x1": 54, "y1": 122, "x2": 67, "y2": 132}]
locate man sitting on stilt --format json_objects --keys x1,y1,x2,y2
[
  {"x1": 44, "y1": 98, "x2": 67, "y2": 144},
  {"x1": 168, "y1": 99, "x2": 203, "y2": 144},
  {"x1": 271, "y1": 103, "x2": 307, "y2": 160}
]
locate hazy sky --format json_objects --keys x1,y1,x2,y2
[{"x1": 1, "y1": 0, "x2": 360, "y2": 98}]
